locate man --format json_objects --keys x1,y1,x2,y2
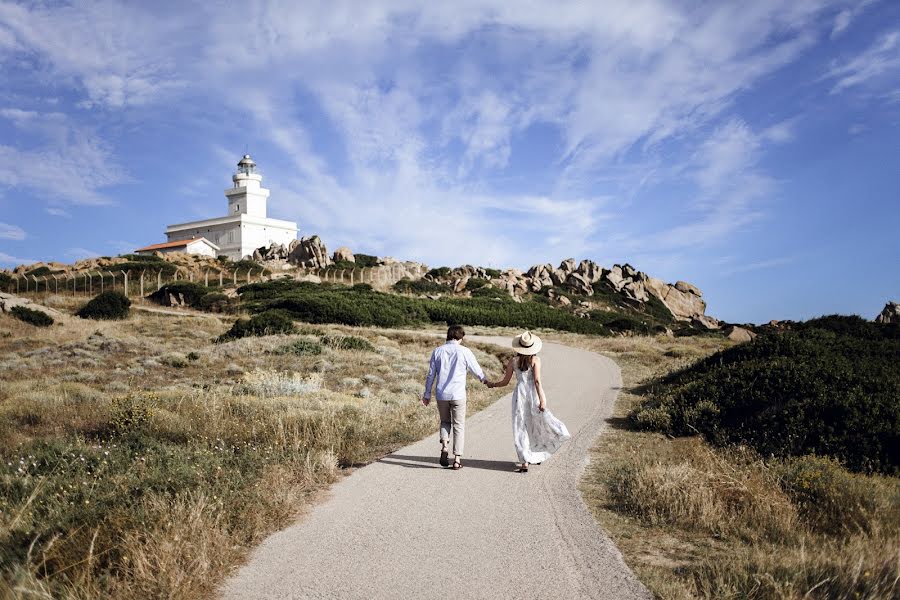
[{"x1": 422, "y1": 325, "x2": 487, "y2": 470}]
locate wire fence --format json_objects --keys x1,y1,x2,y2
[{"x1": 2, "y1": 264, "x2": 428, "y2": 301}]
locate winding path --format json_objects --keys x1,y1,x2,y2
[{"x1": 221, "y1": 337, "x2": 651, "y2": 599}]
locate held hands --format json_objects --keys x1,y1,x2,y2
[
  {"x1": 421, "y1": 396, "x2": 431, "y2": 407},
  {"x1": 538, "y1": 401, "x2": 546, "y2": 412}
]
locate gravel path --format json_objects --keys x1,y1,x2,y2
[{"x1": 221, "y1": 337, "x2": 651, "y2": 599}]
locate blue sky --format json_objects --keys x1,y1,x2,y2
[{"x1": 0, "y1": 1, "x2": 898, "y2": 324}]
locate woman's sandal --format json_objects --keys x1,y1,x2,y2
[
  {"x1": 452, "y1": 457, "x2": 462, "y2": 470},
  {"x1": 516, "y1": 464, "x2": 528, "y2": 473}
]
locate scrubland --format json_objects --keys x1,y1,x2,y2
[
  {"x1": 568, "y1": 331, "x2": 900, "y2": 600},
  {"x1": 0, "y1": 296, "x2": 508, "y2": 598}
]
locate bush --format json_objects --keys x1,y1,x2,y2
[
  {"x1": 272, "y1": 338, "x2": 324, "y2": 356},
  {"x1": 321, "y1": 334, "x2": 376, "y2": 352},
  {"x1": 631, "y1": 319, "x2": 900, "y2": 474},
  {"x1": 198, "y1": 292, "x2": 230, "y2": 312},
  {"x1": 353, "y1": 254, "x2": 380, "y2": 268},
  {"x1": 10, "y1": 305, "x2": 54, "y2": 327},
  {"x1": 484, "y1": 268, "x2": 501, "y2": 278},
  {"x1": 76, "y1": 291, "x2": 131, "y2": 320},
  {"x1": 776, "y1": 455, "x2": 899, "y2": 535},
  {"x1": 465, "y1": 278, "x2": 489, "y2": 291},
  {"x1": 218, "y1": 310, "x2": 295, "y2": 341},
  {"x1": 393, "y1": 278, "x2": 452, "y2": 295},
  {"x1": 148, "y1": 282, "x2": 212, "y2": 308},
  {"x1": 426, "y1": 267, "x2": 451, "y2": 279},
  {"x1": 24, "y1": 266, "x2": 55, "y2": 277}
]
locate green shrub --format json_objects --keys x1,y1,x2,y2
[
  {"x1": 148, "y1": 282, "x2": 212, "y2": 307},
  {"x1": 198, "y1": 292, "x2": 230, "y2": 312},
  {"x1": 273, "y1": 338, "x2": 324, "y2": 356},
  {"x1": 631, "y1": 320, "x2": 900, "y2": 475},
  {"x1": 76, "y1": 291, "x2": 131, "y2": 320},
  {"x1": 10, "y1": 305, "x2": 54, "y2": 327},
  {"x1": 470, "y1": 286, "x2": 510, "y2": 300},
  {"x1": 24, "y1": 266, "x2": 54, "y2": 277},
  {"x1": 218, "y1": 310, "x2": 296, "y2": 341},
  {"x1": 351, "y1": 253, "x2": 379, "y2": 268},
  {"x1": 426, "y1": 267, "x2": 451, "y2": 278},
  {"x1": 484, "y1": 268, "x2": 501, "y2": 278},
  {"x1": 393, "y1": 278, "x2": 452, "y2": 295},
  {"x1": 465, "y1": 278, "x2": 489, "y2": 290},
  {"x1": 232, "y1": 259, "x2": 268, "y2": 274},
  {"x1": 327, "y1": 260, "x2": 357, "y2": 271},
  {"x1": 110, "y1": 393, "x2": 156, "y2": 434},
  {"x1": 321, "y1": 335, "x2": 376, "y2": 352}
]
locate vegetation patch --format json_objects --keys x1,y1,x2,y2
[
  {"x1": 321, "y1": 334, "x2": 376, "y2": 352},
  {"x1": 573, "y1": 332, "x2": 899, "y2": 600},
  {"x1": 149, "y1": 282, "x2": 214, "y2": 308},
  {"x1": 393, "y1": 278, "x2": 453, "y2": 295},
  {"x1": 630, "y1": 315, "x2": 900, "y2": 475},
  {"x1": 10, "y1": 306, "x2": 54, "y2": 327},
  {"x1": 271, "y1": 338, "x2": 324, "y2": 356},
  {"x1": 217, "y1": 310, "x2": 296, "y2": 341},
  {"x1": 76, "y1": 291, "x2": 131, "y2": 320}
]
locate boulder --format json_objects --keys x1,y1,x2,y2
[
  {"x1": 565, "y1": 272, "x2": 594, "y2": 296},
  {"x1": 558, "y1": 258, "x2": 577, "y2": 275},
  {"x1": 725, "y1": 326, "x2": 756, "y2": 343},
  {"x1": 288, "y1": 235, "x2": 332, "y2": 268},
  {"x1": 622, "y1": 264, "x2": 638, "y2": 279},
  {"x1": 675, "y1": 280, "x2": 702, "y2": 297},
  {"x1": 875, "y1": 301, "x2": 899, "y2": 324},
  {"x1": 333, "y1": 247, "x2": 355, "y2": 263},
  {"x1": 526, "y1": 264, "x2": 554, "y2": 292},
  {"x1": 453, "y1": 276, "x2": 470, "y2": 293},
  {"x1": 0, "y1": 292, "x2": 65, "y2": 320},
  {"x1": 575, "y1": 260, "x2": 604, "y2": 283},
  {"x1": 622, "y1": 280, "x2": 649, "y2": 302},
  {"x1": 558, "y1": 295, "x2": 572, "y2": 307},
  {"x1": 603, "y1": 265, "x2": 626, "y2": 291}
]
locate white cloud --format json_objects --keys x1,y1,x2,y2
[
  {"x1": 722, "y1": 256, "x2": 796, "y2": 276},
  {"x1": 45, "y1": 207, "x2": 71, "y2": 218},
  {"x1": 0, "y1": 109, "x2": 128, "y2": 205},
  {"x1": 0, "y1": 222, "x2": 25, "y2": 240},
  {"x1": 827, "y1": 30, "x2": 900, "y2": 94},
  {"x1": 0, "y1": 251, "x2": 36, "y2": 266}
]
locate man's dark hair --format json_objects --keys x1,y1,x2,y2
[{"x1": 447, "y1": 325, "x2": 466, "y2": 341}]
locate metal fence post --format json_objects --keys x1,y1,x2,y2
[
  {"x1": 247, "y1": 269, "x2": 252, "y2": 284},
  {"x1": 219, "y1": 270, "x2": 223, "y2": 286},
  {"x1": 140, "y1": 271, "x2": 145, "y2": 299}
]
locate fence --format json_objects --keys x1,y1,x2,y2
[{"x1": 2, "y1": 263, "x2": 429, "y2": 301}]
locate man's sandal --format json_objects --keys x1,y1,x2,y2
[
  {"x1": 440, "y1": 450, "x2": 450, "y2": 467},
  {"x1": 452, "y1": 457, "x2": 462, "y2": 470}
]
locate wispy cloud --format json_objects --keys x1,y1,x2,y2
[
  {"x1": 0, "y1": 108, "x2": 129, "y2": 205},
  {"x1": 826, "y1": 30, "x2": 900, "y2": 94},
  {"x1": 65, "y1": 247, "x2": 101, "y2": 261},
  {"x1": 0, "y1": 251, "x2": 36, "y2": 266},
  {"x1": 721, "y1": 256, "x2": 797, "y2": 276},
  {"x1": 0, "y1": 222, "x2": 26, "y2": 240},
  {"x1": 45, "y1": 207, "x2": 71, "y2": 218}
]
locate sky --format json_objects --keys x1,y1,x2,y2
[{"x1": 0, "y1": 0, "x2": 898, "y2": 324}]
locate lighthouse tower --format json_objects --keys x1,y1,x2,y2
[
  {"x1": 226, "y1": 155, "x2": 270, "y2": 218},
  {"x1": 161, "y1": 154, "x2": 298, "y2": 260}
]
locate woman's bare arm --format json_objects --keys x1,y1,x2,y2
[
  {"x1": 533, "y1": 356, "x2": 546, "y2": 411},
  {"x1": 487, "y1": 358, "x2": 515, "y2": 388}
]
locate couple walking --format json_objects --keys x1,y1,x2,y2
[{"x1": 421, "y1": 325, "x2": 570, "y2": 472}]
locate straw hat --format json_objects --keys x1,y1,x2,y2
[{"x1": 512, "y1": 331, "x2": 542, "y2": 355}]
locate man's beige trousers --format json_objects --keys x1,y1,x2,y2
[{"x1": 437, "y1": 399, "x2": 466, "y2": 456}]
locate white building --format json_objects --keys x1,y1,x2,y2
[
  {"x1": 162, "y1": 155, "x2": 298, "y2": 260},
  {"x1": 135, "y1": 237, "x2": 220, "y2": 258}
]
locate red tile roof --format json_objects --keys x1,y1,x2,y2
[{"x1": 135, "y1": 237, "x2": 213, "y2": 252}]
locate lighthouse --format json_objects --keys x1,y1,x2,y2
[{"x1": 160, "y1": 155, "x2": 299, "y2": 260}]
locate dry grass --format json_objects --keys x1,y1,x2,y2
[
  {"x1": 0, "y1": 295, "x2": 509, "y2": 598},
  {"x1": 570, "y1": 333, "x2": 900, "y2": 599}
]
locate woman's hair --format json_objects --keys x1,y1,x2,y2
[{"x1": 517, "y1": 354, "x2": 534, "y2": 372}]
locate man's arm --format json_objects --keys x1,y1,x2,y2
[
  {"x1": 422, "y1": 349, "x2": 438, "y2": 405},
  {"x1": 464, "y1": 347, "x2": 487, "y2": 383}
]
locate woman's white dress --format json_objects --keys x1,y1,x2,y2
[{"x1": 512, "y1": 367, "x2": 571, "y2": 464}]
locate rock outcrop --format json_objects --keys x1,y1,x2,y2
[
  {"x1": 333, "y1": 247, "x2": 355, "y2": 263},
  {"x1": 288, "y1": 236, "x2": 332, "y2": 268},
  {"x1": 0, "y1": 292, "x2": 65, "y2": 321},
  {"x1": 875, "y1": 301, "x2": 899, "y2": 324},
  {"x1": 725, "y1": 325, "x2": 757, "y2": 343}
]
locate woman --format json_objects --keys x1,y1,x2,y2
[{"x1": 486, "y1": 331, "x2": 570, "y2": 472}]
